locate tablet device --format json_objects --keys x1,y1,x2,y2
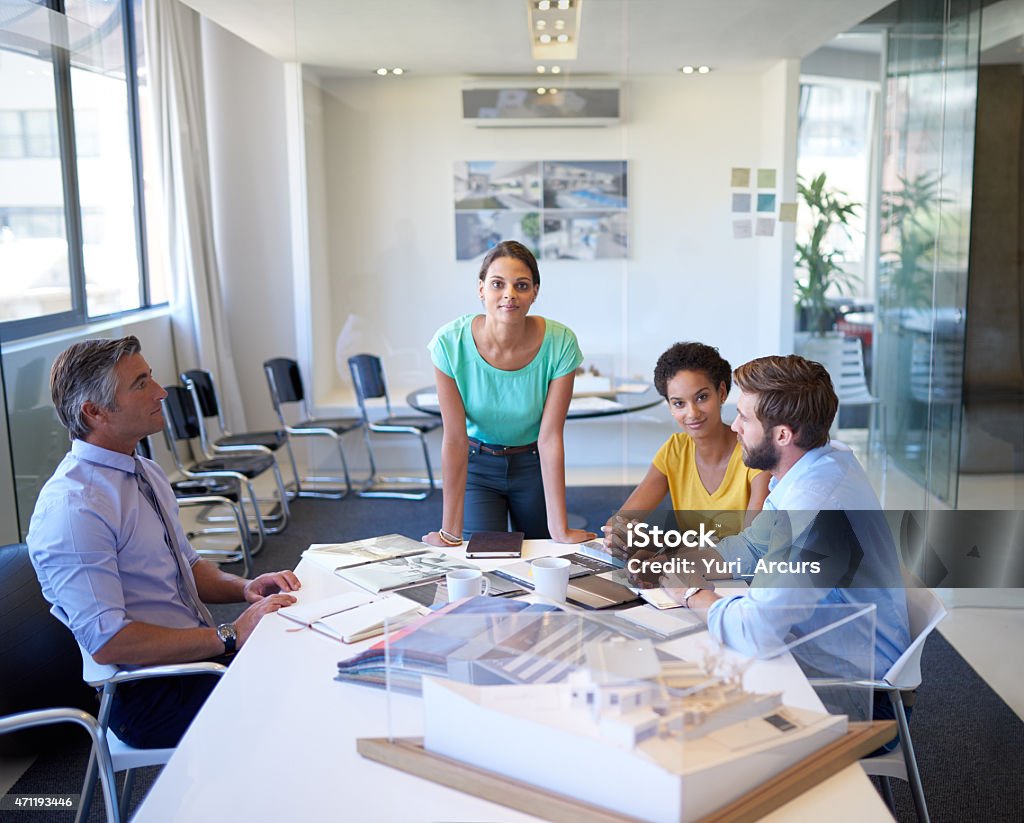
[
  {"x1": 566, "y1": 574, "x2": 642, "y2": 610},
  {"x1": 465, "y1": 530, "x2": 524, "y2": 559}
]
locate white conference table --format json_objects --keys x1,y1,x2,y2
[{"x1": 133, "y1": 540, "x2": 894, "y2": 823}]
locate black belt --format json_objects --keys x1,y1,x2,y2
[{"x1": 469, "y1": 438, "x2": 537, "y2": 457}]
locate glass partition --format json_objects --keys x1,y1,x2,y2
[{"x1": 874, "y1": 0, "x2": 982, "y2": 505}]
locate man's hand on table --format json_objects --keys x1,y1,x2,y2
[
  {"x1": 243, "y1": 570, "x2": 301, "y2": 603},
  {"x1": 233, "y1": 594, "x2": 298, "y2": 648}
]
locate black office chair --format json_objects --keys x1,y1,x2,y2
[
  {"x1": 181, "y1": 369, "x2": 288, "y2": 454},
  {"x1": 136, "y1": 436, "x2": 254, "y2": 577},
  {"x1": 263, "y1": 357, "x2": 361, "y2": 498},
  {"x1": 347, "y1": 353, "x2": 440, "y2": 500},
  {"x1": 0, "y1": 543, "x2": 97, "y2": 757},
  {"x1": 161, "y1": 385, "x2": 290, "y2": 551}
]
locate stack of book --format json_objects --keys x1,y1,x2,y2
[{"x1": 302, "y1": 534, "x2": 480, "y2": 593}]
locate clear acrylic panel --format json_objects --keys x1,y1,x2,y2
[{"x1": 358, "y1": 602, "x2": 877, "y2": 822}]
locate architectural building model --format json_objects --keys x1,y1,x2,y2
[{"x1": 422, "y1": 638, "x2": 847, "y2": 822}]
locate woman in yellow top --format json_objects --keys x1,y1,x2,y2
[{"x1": 606, "y1": 342, "x2": 769, "y2": 540}]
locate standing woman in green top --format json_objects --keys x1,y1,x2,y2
[{"x1": 422, "y1": 241, "x2": 596, "y2": 548}]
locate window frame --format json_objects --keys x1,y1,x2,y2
[{"x1": 0, "y1": 0, "x2": 162, "y2": 342}]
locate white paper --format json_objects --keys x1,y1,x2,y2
[
  {"x1": 415, "y1": 392, "x2": 439, "y2": 406},
  {"x1": 569, "y1": 397, "x2": 624, "y2": 413},
  {"x1": 277, "y1": 590, "x2": 376, "y2": 625},
  {"x1": 615, "y1": 382, "x2": 650, "y2": 394},
  {"x1": 317, "y1": 597, "x2": 421, "y2": 642}
]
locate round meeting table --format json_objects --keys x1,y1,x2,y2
[
  {"x1": 405, "y1": 380, "x2": 663, "y2": 529},
  {"x1": 405, "y1": 380, "x2": 662, "y2": 420}
]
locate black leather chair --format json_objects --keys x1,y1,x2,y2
[
  {"x1": 347, "y1": 353, "x2": 440, "y2": 500},
  {"x1": 0, "y1": 543, "x2": 96, "y2": 755},
  {"x1": 161, "y1": 385, "x2": 290, "y2": 551},
  {"x1": 263, "y1": 357, "x2": 362, "y2": 498}
]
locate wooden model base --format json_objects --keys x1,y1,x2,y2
[{"x1": 357, "y1": 720, "x2": 895, "y2": 823}]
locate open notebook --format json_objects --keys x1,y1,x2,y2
[{"x1": 278, "y1": 591, "x2": 422, "y2": 643}]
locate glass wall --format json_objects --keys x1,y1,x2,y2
[{"x1": 875, "y1": 0, "x2": 982, "y2": 506}]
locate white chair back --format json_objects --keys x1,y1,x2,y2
[{"x1": 883, "y1": 584, "x2": 947, "y2": 690}]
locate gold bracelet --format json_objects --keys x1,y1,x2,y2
[{"x1": 438, "y1": 529, "x2": 463, "y2": 546}]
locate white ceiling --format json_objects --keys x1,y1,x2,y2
[{"x1": 180, "y1": 0, "x2": 895, "y2": 77}]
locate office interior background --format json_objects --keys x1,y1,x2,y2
[{"x1": 1, "y1": 0, "x2": 1022, "y2": 785}]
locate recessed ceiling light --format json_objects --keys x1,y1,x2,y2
[
  {"x1": 550, "y1": 66, "x2": 561, "y2": 74},
  {"x1": 536, "y1": 65, "x2": 546, "y2": 73},
  {"x1": 537, "y1": 0, "x2": 551, "y2": 9},
  {"x1": 392, "y1": 67, "x2": 404, "y2": 75},
  {"x1": 549, "y1": 87, "x2": 558, "y2": 94},
  {"x1": 535, "y1": 19, "x2": 546, "y2": 29},
  {"x1": 537, "y1": 87, "x2": 547, "y2": 95},
  {"x1": 557, "y1": 0, "x2": 571, "y2": 9},
  {"x1": 556, "y1": 34, "x2": 569, "y2": 43},
  {"x1": 554, "y1": 19, "x2": 565, "y2": 30},
  {"x1": 680, "y1": 65, "x2": 695, "y2": 74},
  {"x1": 697, "y1": 65, "x2": 710, "y2": 74},
  {"x1": 375, "y1": 67, "x2": 388, "y2": 76},
  {"x1": 538, "y1": 33, "x2": 552, "y2": 44}
]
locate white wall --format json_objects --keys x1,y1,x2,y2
[
  {"x1": 297, "y1": 67, "x2": 800, "y2": 467},
  {"x1": 200, "y1": 19, "x2": 296, "y2": 430},
  {"x1": 193, "y1": 43, "x2": 801, "y2": 468},
  {"x1": 313, "y1": 70, "x2": 799, "y2": 405}
]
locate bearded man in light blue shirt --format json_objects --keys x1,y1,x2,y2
[
  {"x1": 27, "y1": 336, "x2": 300, "y2": 748},
  {"x1": 677, "y1": 355, "x2": 910, "y2": 673},
  {"x1": 671, "y1": 355, "x2": 911, "y2": 744}
]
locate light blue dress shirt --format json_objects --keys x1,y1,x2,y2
[
  {"x1": 27, "y1": 439, "x2": 203, "y2": 655},
  {"x1": 708, "y1": 442, "x2": 911, "y2": 679}
]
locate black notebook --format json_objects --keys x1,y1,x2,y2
[{"x1": 465, "y1": 531, "x2": 524, "y2": 559}]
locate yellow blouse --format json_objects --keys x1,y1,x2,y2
[{"x1": 652, "y1": 433, "x2": 762, "y2": 537}]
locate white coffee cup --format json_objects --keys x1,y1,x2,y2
[
  {"x1": 446, "y1": 568, "x2": 490, "y2": 601},
  {"x1": 530, "y1": 556, "x2": 572, "y2": 603}
]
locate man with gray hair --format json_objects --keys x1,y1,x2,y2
[{"x1": 28, "y1": 336, "x2": 300, "y2": 748}]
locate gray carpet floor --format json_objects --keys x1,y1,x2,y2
[{"x1": 8, "y1": 487, "x2": 1024, "y2": 822}]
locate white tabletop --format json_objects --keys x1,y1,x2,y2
[{"x1": 133, "y1": 540, "x2": 893, "y2": 823}]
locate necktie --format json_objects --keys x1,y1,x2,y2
[{"x1": 134, "y1": 456, "x2": 215, "y2": 627}]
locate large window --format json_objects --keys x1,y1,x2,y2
[
  {"x1": 0, "y1": 0, "x2": 164, "y2": 339},
  {"x1": 797, "y1": 79, "x2": 878, "y2": 298}
]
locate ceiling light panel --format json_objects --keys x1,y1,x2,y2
[{"x1": 527, "y1": 0, "x2": 581, "y2": 61}]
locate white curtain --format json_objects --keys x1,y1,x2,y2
[{"x1": 143, "y1": 0, "x2": 246, "y2": 428}]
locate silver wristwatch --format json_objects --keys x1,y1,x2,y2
[
  {"x1": 682, "y1": 586, "x2": 703, "y2": 609},
  {"x1": 216, "y1": 622, "x2": 237, "y2": 654}
]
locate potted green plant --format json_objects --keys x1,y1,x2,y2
[{"x1": 794, "y1": 172, "x2": 861, "y2": 335}]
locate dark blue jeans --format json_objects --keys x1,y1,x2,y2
[{"x1": 464, "y1": 443, "x2": 549, "y2": 539}]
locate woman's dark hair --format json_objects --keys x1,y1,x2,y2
[
  {"x1": 478, "y1": 240, "x2": 540, "y2": 286},
  {"x1": 653, "y1": 342, "x2": 732, "y2": 399}
]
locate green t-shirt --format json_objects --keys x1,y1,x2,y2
[{"x1": 428, "y1": 314, "x2": 583, "y2": 446}]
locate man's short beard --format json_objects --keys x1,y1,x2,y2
[{"x1": 743, "y1": 433, "x2": 779, "y2": 472}]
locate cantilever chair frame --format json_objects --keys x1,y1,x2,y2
[
  {"x1": 811, "y1": 577, "x2": 946, "y2": 823},
  {"x1": 72, "y1": 636, "x2": 226, "y2": 823},
  {"x1": 180, "y1": 370, "x2": 298, "y2": 501},
  {"x1": 348, "y1": 353, "x2": 438, "y2": 501},
  {"x1": 263, "y1": 358, "x2": 359, "y2": 499},
  {"x1": 161, "y1": 387, "x2": 292, "y2": 552},
  {"x1": 138, "y1": 436, "x2": 253, "y2": 577},
  {"x1": 0, "y1": 708, "x2": 120, "y2": 823}
]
